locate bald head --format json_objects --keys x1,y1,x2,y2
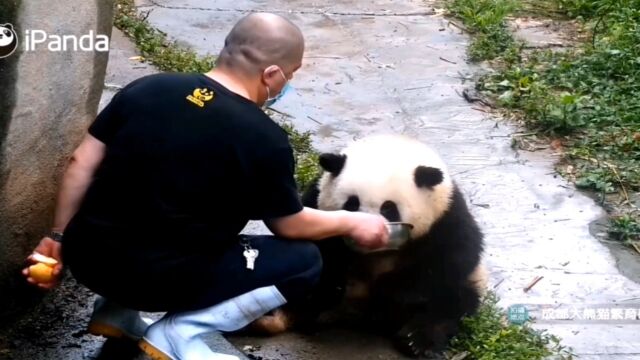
[{"x1": 217, "y1": 13, "x2": 304, "y2": 76}]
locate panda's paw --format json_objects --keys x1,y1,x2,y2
[
  {"x1": 395, "y1": 326, "x2": 434, "y2": 358},
  {"x1": 395, "y1": 320, "x2": 451, "y2": 359}
]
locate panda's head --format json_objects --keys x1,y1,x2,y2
[
  {"x1": 317, "y1": 134, "x2": 454, "y2": 239},
  {"x1": 0, "y1": 24, "x2": 18, "y2": 58}
]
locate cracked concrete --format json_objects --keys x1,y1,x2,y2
[{"x1": 3, "y1": 0, "x2": 640, "y2": 359}]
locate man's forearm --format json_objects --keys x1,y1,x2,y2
[
  {"x1": 51, "y1": 161, "x2": 95, "y2": 232},
  {"x1": 266, "y1": 207, "x2": 353, "y2": 240}
]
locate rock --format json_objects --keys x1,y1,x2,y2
[{"x1": 0, "y1": 0, "x2": 114, "y2": 317}]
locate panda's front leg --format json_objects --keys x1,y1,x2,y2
[{"x1": 395, "y1": 315, "x2": 458, "y2": 358}]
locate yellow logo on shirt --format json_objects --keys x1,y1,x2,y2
[{"x1": 186, "y1": 87, "x2": 214, "y2": 107}]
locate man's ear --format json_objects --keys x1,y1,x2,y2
[{"x1": 263, "y1": 65, "x2": 281, "y2": 80}]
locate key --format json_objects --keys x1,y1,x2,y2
[{"x1": 243, "y1": 249, "x2": 259, "y2": 270}]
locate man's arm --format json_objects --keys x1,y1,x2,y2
[
  {"x1": 50, "y1": 134, "x2": 106, "y2": 232},
  {"x1": 265, "y1": 207, "x2": 389, "y2": 250},
  {"x1": 23, "y1": 134, "x2": 106, "y2": 289}
]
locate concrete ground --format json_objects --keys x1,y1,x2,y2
[{"x1": 2, "y1": 0, "x2": 640, "y2": 359}]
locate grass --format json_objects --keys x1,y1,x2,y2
[
  {"x1": 277, "y1": 122, "x2": 321, "y2": 192},
  {"x1": 446, "y1": 0, "x2": 520, "y2": 62},
  {"x1": 610, "y1": 214, "x2": 640, "y2": 243},
  {"x1": 449, "y1": 293, "x2": 572, "y2": 359},
  {"x1": 112, "y1": 0, "x2": 320, "y2": 191},
  {"x1": 448, "y1": 0, "x2": 640, "y2": 244},
  {"x1": 114, "y1": 0, "x2": 215, "y2": 73}
]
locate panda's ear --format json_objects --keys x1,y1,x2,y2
[
  {"x1": 414, "y1": 166, "x2": 443, "y2": 188},
  {"x1": 319, "y1": 153, "x2": 347, "y2": 176},
  {"x1": 4, "y1": 24, "x2": 13, "y2": 30}
]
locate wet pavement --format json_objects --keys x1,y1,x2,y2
[{"x1": 3, "y1": 0, "x2": 640, "y2": 359}]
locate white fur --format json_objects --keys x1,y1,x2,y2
[
  {"x1": 469, "y1": 262, "x2": 489, "y2": 296},
  {"x1": 0, "y1": 26, "x2": 15, "y2": 47},
  {"x1": 317, "y1": 134, "x2": 454, "y2": 238}
]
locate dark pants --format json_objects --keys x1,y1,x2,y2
[{"x1": 65, "y1": 235, "x2": 323, "y2": 313}]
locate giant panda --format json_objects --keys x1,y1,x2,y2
[{"x1": 253, "y1": 134, "x2": 487, "y2": 358}]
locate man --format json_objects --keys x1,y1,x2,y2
[{"x1": 23, "y1": 12, "x2": 388, "y2": 360}]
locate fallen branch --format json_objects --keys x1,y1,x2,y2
[
  {"x1": 459, "y1": 88, "x2": 494, "y2": 108},
  {"x1": 448, "y1": 19, "x2": 472, "y2": 33},
  {"x1": 404, "y1": 85, "x2": 432, "y2": 91},
  {"x1": 266, "y1": 107, "x2": 294, "y2": 118},
  {"x1": 439, "y1": 56, "x2": 457, "y2": 64},
  {"x1": 523, "y1": 276, "x2": 544, "y2": 293},
  {"x1": 307, "y1": 115, "x2": 322, "y2": 125}
]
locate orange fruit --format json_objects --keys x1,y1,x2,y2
[{"x1": 29, "y1": 263, "x2": 55, "y2": 283}]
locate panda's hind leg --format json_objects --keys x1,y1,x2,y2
[{"x1": 250, "y1": 308, "x2": 295, "y2": 335}]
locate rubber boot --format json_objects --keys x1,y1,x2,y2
[
  {"x1": 88, "y1": 296, "x2": 153, "y2": 341},
  {"x1": 140, "y1": 285, "x2": 286, "y2": 360}
]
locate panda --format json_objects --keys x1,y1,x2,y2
[
  {"x1": 0, "y1": 24, "x2": 18, "y2": 59},
  {"x1": 253, "y1": 134, "x2": 487, "y2": 358}
]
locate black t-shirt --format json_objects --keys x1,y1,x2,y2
[{"x1": 64, "y1": 73, "x2": 303, "y2": 260}]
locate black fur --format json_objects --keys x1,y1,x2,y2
[
  {"x1": 301, "y1": 180, "x2": 484, "y2": 358},
  {"x1": 414, "y1": 166, "x2": 444, "y2": 189},
  {"x1": 371, "y1": 184, "x2": 483, "y2": 356},
  {"x1": 343, "y1": 195, "x2": 360, "y2": 211},
  {"x1": 300, "y1": 181, "x2": 320, "y2": 209},
  {"x1": 319, "y1": 153, "x2": 347, "y2": 176}
]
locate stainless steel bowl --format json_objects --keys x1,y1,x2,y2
[
  {"x1": 385, "y1": 222, "x2": 414, "y2": 249},
  {"x1": 345, "y1": 222, "x2": 414, "y2": 253}
]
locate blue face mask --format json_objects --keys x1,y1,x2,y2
[
  {"x1": 263, "y1": 68, "x2": 292, "y2": 108},
  {"x1": 264, "y1": 83, "x2": 293, "y2": 108}
]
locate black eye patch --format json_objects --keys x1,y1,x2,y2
[
  {"x1": 380, "y1": 201, "x2": 401, "y2": 222},
  {"x1": 3, "y1": 30, "x2": 10, "y2": 36},
  {"x1": 343, "y1": 195, "x2": 360, "y2": 212},
  {"x1": 414, "y1": 166, "x2": 443, "y2": 188}
]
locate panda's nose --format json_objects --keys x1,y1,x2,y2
[{"x1": 380, "y1": 201, "x2": 401, "y2": 222}]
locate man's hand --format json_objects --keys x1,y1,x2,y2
[
  {"x1": 346, "y1": 212, "x2": 389, "y2": 250},
  {"x1": 22, "y1": 237, "x2": 63, "y2": 290}
]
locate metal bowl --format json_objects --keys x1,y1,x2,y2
[
  {"x1": 345, "y1": 222, "x2": 414, "y2": 253},
  {"x1": 385, "y1": 222, "x2": 414, "y2": 249}
]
